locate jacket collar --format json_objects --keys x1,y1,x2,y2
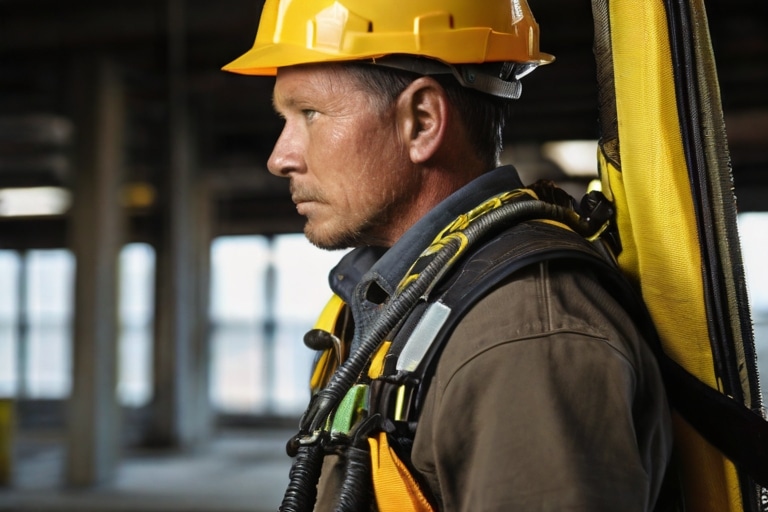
[{"x1": 329, "y1": 165, "x2": 525, "y2": 306}]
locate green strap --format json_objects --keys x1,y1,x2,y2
[{"x1": 331, "y1": 384, "x2": 369, "y2": 435}]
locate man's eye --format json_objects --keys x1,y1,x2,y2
[{"x1": 302, "y1": 109, "x2": 318, "y2": 120}]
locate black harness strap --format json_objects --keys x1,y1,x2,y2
[{"x1": 385, "y1": 220, "x2": 768, "y2": 489}]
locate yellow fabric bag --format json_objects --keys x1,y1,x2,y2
[{"x1": 592, "y1": 1, "x2": 764, "y2": 510}]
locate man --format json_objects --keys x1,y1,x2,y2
[{"x1": 224, "y1": 1, "x2": 674, "y2": 510}]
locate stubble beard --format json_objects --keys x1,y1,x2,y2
[
  {"x1": 297, "y1": 166, "x2": 418, "y2": 251},
  {"x1": 303, "y1": 191, "x2": 404, "y2": 251},
  {"x1": 304, "y1": 213, "x2": 390, "y2": 251}
]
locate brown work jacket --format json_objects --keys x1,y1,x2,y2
[{"x1": 316, "y1": 258, "x2": 673, "y2": 511}]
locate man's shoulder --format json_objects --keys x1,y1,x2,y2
[
  {"x1": 451, "y1": 258, "x2": 638, "y2": 343},
  {"x1": 432, "y1": 224, "x2": 651, "y2": 383},
  {"x1": 439, "y1": 219, "x2": 608, "y2": 296}
]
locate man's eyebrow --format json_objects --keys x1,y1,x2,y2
[
  {"x1": 271, "y1": 93, "x2": 282, "y2": 113},
  {"x1": 271, "y1": 92, "x2": 296, "y2": 114}
]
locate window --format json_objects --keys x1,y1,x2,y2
[
  {"x1": 738, "y1": 212, "x2": 768, "y2": 398},
  {"x1": 0, "y1": 246, "x2": 155, "y2": 404},
  {"x1": 0, "y1": 251, "x2": 20, "y2": 396},
  {"x1": 209, "y1": 234, "x2": 347, "y2": 415},
  {"x1": 26, "y1": 250, "x2": 75, "y2": 398},
  {"x1": 0, "y1": 237, "x2": 345, "y2": 417},
  {"x1": 118, "y1": 243, "x2": 155, "y2": 407},
  {"x1": 272, "y1": 235, "x2": 348, "y2": 415},
  {"x1": 209, "y1": 236, "x2": 271, "y2": 411}
]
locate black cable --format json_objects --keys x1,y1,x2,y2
[
  {"x1": 336, "y1": 413, "x2": 381, "y2": 511},
  {"x1": 336, "y1": 445, "x2": 373, "y2": 511},
  {"x1": 279, "y1": 444, "x2": 325, "y2": 512}
]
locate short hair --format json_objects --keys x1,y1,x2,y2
[{"x1": 343, "y1": 62, "x2": 511, "y2": 169}]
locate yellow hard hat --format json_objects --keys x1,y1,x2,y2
[{"x1": 222, "y1": 0, "x2": 554, "y2": 76}]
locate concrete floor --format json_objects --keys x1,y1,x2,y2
[{"x1": 0, "y1": 428, "x2": 294, "y2": 512}]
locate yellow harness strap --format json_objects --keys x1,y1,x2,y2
[
  {"x1": 368, "y1": 431, "x2": 435, "y2": 512},
  {"x1": 309, "y1": 294, "x2": 347, "y2": 393},
  {"x1": 367, "y1": 341, "x2": 435, "y2": 510}
]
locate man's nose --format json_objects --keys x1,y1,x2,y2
[{"x1": 267, "y1": 125, "x2": 303, "y2": 177}]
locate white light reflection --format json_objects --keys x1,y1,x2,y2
[
  {"x1": 0, "y1": 187, "x2": 72, "y2": 217},
  {"x1": 541, "y1": 140, "x2": 599, "y2": 177}
]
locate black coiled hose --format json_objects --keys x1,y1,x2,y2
[
  {"x1": 278, "y1": 199, "x2": 591, "y2": 512},
  {"x1": 279, "y1": 443, "x2": 325, "y2": 512},
  {"x1": 335, "y1": 413, "x2": 380, "y2": 511},
  {"x1": 336, "y1": 445, "x2": 373, "y2": 511}
]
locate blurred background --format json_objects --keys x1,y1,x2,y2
[{"x1": 0, "y1": 0, "x2": 766, "y2": 510}]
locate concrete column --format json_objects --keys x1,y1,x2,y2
[
  {"x1": 147, "y1": 0, "x2": 211, "y2": 447},
  {"x1": 190, "y1": 175, "x2": 212, "y2": 439},
  {"x1": 66, "y1": 56, "x2": 125, "y2": 486}
]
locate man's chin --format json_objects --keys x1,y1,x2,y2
[{"x1": 304, "y1": 223, "x2": 357, "y2": 251}]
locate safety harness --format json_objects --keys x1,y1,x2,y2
[
  {"x1": 278, "y1": 185, "x2": 610, "y2": 510},
  {"x1": 279, "y1": 185, "x2": 603, "y2": 511},
  {"x1": 279, "y1": 180, "x2": 768, "y2": 512}
]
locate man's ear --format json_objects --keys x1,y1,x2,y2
[{"x1": 396, "y1": 77, "x2": 449, "y2": 165}]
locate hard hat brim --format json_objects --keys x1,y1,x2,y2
[
  {"x1": 222, "y1": 43, "x2": 553, "y2": 76},
  {"x1": 222, "y1": 43, "x2": 386, "y2": 76}
]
